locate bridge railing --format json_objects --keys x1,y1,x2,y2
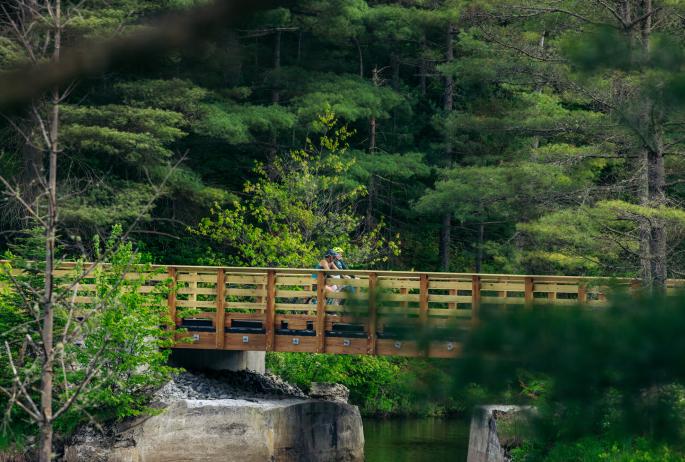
[{"x1": 5, "y1": 262, "x2": 685, "y2": 357}]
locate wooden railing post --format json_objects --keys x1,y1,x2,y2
[
  {"x1": 578, "y1": 283, "x2": 587, "y2": 304},
  {"x1": 265, "y1": 270, "x2": 276, "y2": 351},
  {"x1": 524, "y1": 277, "x2": 534, "y2": 306},
  {"x1": 316, "y1": 270, "x2": 326, "y2": 353},
  {"x1": 471, "y1": 275, "x2": 480, "y2": 325},
  {"x1": 419, "y1": 274, "x2": 429, "y2": 323},
  {"x1": 367, "y1": 273, "x2": 378, "y2": 355},
  {"x1": 215, "y1": 268, "x2": 226, "y2": 349},
  {"x1": 167, "y1": 267, "x2": 177, "y2": 331}
]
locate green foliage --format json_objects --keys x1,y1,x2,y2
[
  {"x1": 457, "y1": 294, "x2": 685, "y2": 444},
  {"x1": 267, "y1": 353, "x2": 461, "y2": 416},
  {"x1": 511, "y1": 436, "x2": 684, "y2": 462},
  {"x1": 195, "y1": 102, "x2": 296, "y2": 144},
  {"x1": 291, "y1": 73, "x2": 405, "y2": 124},
  {"x1": 0, "y1": 226, "x2": 176, "y2": 443},
  {"x1": 191, "y1": 111, "x2": 398, "y2": 267}
]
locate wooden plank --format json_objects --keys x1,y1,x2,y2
[
  {"x1": 534, "y1": 283, "x2": 579, "y2": 292},
  {"x1": 224, "y1": 333, "x2": 266, "y2": 351},
  {"x1": 276, "y1": 276, "x2": 318, "y2": 286},
  {"x1": 367, "y1": 273, "x2": 378, "y2": 355},
  {"x1": 275, "y1": 289, "x2": 316, "y2": 298},
  {"x1": 326, "y1": 277, "x2": 369, "y2": 287},
  {"x1": 524, "y1": 277, "x2": 534, "y2": 306},
  {"x1": 472, "y1": 275, "x2": 481, "y2": 324},
  {"x1": 316, "y1": 271, "x2": 326, "y2": 353},
  {"x1": 224, "y1": 302, "x2": 265, "y2": 310},
  {"x1": 427, "y1": 281, "x2": 471, "y2": 290},
  {"x1": 215, "y1": 269, "x2": 226, "y2": 349},
  {"x1": 274, "y1": 335, "x2": 317, "y2": 353},
  {"x1": 426, "y1": 294, "x2": 465, "y2": 303},
  {"x1": 265, "y1": 270, "x2": 276, "y2": 351},
  {"x1": 376, "y1": 339, "x2": 420, "y2": 357},
  {"x1": 376, "y1": 280, "x2": 421, "y2": 289},
  {"x1": 225, "y1": 287, "x2": 266, "y2": 297},
  {"x1": 177, "y1": 273, "x2": 217, "y2": 283},
  {"x1": 325, "y1": 337, "x2": 368, "y2": 355},
  {"x1": 428, "y1": 341, "x2": 462, "y2": 358},
  {"x1": 326, "y1": 291, "x2": 369, "y2": 300},
  {"x1": 274, "y1": 303, "x2": 316, "y2": 311},
  {"x1": 175, "y1": 300, "x2": 216, "y2": 308},
  {"x1": 480, "y1": 296, "x2": 526, "y2": 305},
  {"x1": 481, "y1": 282, "x2": 526, "y2": 292},
  {"x1": 226, "y1": 274, "x2": 268, "y2": 284},
  {"x1": 173, "y1": 331, "x2": 215, "y2": 349}
]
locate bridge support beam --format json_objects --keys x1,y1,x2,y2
[{"x1": 169, "y1": 349, "x2": 265, "y2": 374}]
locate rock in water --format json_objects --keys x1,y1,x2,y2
[
  {"x1": 65, "y1": 374, "x2": 364, "y2": 462},
  {"x1": 309, "y1": 382, "x2": 350, "y2": 403}
]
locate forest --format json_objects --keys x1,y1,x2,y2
[
  {"x1": 3, "y1": 0, "x2": 685, "y2": 282},
  {"x1": 1, "y1": 0, "x2": 685, "y2": 461}
]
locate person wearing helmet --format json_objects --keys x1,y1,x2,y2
[{"x1": 332, "y1": 247, "x2": 349, "y2": 270}]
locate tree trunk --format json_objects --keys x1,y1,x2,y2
[
  {"x1": 369, "y1": 116, "x2": 376, "y2": 151},
  {"x1": 438, "y1": 213, "x2": 451, "y2": 271},
  {"x1": 476, "y1": 223, "x2": 484, "y2": 273},
  {"x1": 272, "y1": 30, "x2": 281, "y2": 104},
  {"x1": 439, "y1": 23, "x2": 455, "y2": 272},
  {"x1": 353, "y1": 37, "x2": 363, "y2": 77},
  {"x1": 636, "y1": 0, "x2": 667, "y2": 288},
  {"x1": 366, "y1": 175, "x2": 376, "y2": 230},
  {"x1": 39, "y1": 2, "x2": 61, "y2": 460},
  {"x1": 419, "y1": 33, "x2": 427, "y2": 97}
]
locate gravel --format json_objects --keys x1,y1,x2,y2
[{"x1": 154, "y1": 370, "x2": 308, "y2": 404}]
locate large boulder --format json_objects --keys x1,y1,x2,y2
[
  {"x1": 65, "y1": 397, "x2": 364, "y2": 462},
  {"x1": 309, "y1": 382, "x2": 350, "y2": 403}
]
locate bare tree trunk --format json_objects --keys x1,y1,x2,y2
[
  {"x1": 636, "y1": 0, "x2": 667, "y2": 288},
  {"x1": 39, "y1": 1, "x2": 61, "y2": 459},
  {"x1": 438, "y1": 213, "x2": 451, "y2": 271},
  {"x1": 369, "y1": 116, "x2": 376, "y2": 151},
  {"x1": 369, "y1": 66, "x2": 380, "y2": 152},
  {"x1": 439, "y1": 23, "x2": 455, "y2": 272},
  {"x1": 366, "y1": 175, "x2": 376, "y2": 230},
  {"x1": 272, "y1": 30, "x2": 281, "y2": 104},
  {"x1": 639, "y1": 150, "x2": 653, "y2": 284},
  {"x1": 476, "y1": 222, "x2": 484, "y2": 273},
  {"x1": 419, "y1": 33, "x2": 427, "y2": 97}
]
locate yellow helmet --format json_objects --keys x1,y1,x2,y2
[{"x1": 332, "y1": 247, "x2": 344, "y2": 255}]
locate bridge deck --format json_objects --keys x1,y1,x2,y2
[{"x1": 49, "y1": 264, "x2": 684, "y2": 358}]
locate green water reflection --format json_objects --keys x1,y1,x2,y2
[{"x1": 363, "y1": 417, "x2": 470, "y2": 462}]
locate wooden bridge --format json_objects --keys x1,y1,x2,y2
[{"x1": 63, "y1": 264, "x2": 679, "y2": 359}]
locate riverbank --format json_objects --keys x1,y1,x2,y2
[{"x1": 267, "y1": 353, "x2": 463, "y2": 417}]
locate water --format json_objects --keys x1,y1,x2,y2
[{"x1": 363, "y1": 416, "x2": 471, "y2": 462}]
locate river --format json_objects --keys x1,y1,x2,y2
[{"x1": 363, "y1": 416, "x2": 471, "y2": 462}]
